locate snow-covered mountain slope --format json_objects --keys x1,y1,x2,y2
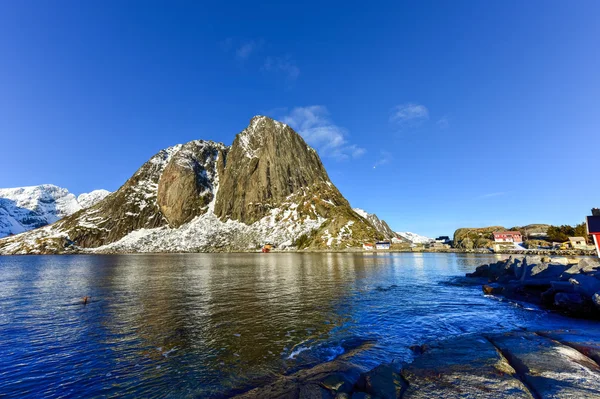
[
  {"x1": 396, "y1": 231, "x2": 433, "y2": 244},
  {"x1": 0, "y1": 185, "x2": 110, "y2": 238},
  {"x1": 77, "y1": 190, "x2": 111, "y2": 209},
  {"x1": 352, "y1": 208, "x2": 396, "y2": 239},
  {"x1": 0, "y1": 116, "x2": 383, "y2": 254}
]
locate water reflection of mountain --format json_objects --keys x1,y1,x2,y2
[
  {"x1": 94, "y1": 254, "x2": 393, "y2": 395},
  {"x1": 3, "y1": 252, "x2": 569, "y2": 399}
]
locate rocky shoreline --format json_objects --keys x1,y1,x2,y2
[
  {"x1": 230, "y1": 255, "x2": 600, "y2": 398},
  {"x1": 467, "y1": 255, "x2": 600, "y2": 319},
  {"x1": 233, "y1": 328, "x2": 600, "y2": 398}
]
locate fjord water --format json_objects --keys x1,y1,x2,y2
[{"x1": 0, "y1": 253, "x2": 587, "y2": 398}]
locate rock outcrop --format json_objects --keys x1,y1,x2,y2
[
  {"x1": 157, "y1": 141, "x2": 227, "y2": 227},
  {"x1": 453, "y1": 226, "x2": 504, "y2": 249},
  {"x1": 0, "y1": 116, "x2": 384, "y2": 254},
  {"x1": 467, "y1": 255, "x2": 600, "y2": 318},
  {"x1": 235, "y1": 329, "x2": 600, "y2": 398}
]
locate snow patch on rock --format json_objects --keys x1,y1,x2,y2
[{"x1": 77, "y1": 190, "x2": 111, "y2": 209}]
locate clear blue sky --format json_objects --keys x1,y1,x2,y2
[{"x1": 1, "y1": 1, "x2": 599, "y2": 237}]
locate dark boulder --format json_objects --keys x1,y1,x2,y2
[
  {"x1": 482, "y1": 284, "x2": 504, "y2": 295},
  {"x1": 355, "y1": 364, "x2": 406, "y2": 399},
  {"x1": 569, "y1": 275, "x2": 600, "y2": 298},
  {"x1": 554, "y1": 292, "x2": 587, "y2": 313}
]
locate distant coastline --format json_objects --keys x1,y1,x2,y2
[{"x1": 2, "y1": 247, "x2": 595, "y2": 256}]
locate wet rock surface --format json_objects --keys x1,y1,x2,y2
[
  {"x1": 400, "y1": 335, "x2": 532, "y2": 399},
  {"x1": 488, "y1": 331, "x2": 600, "y2": 399},
  {"x1": 234, "y1": 330, "x2": 600, "y2": 398}
]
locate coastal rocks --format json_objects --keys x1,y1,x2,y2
[
  {"x1": 400, "y1": 335, "x2": 533, "y2": 399},
  {"x1": 553, "y1": 292, "x2": 587, "y2": 314},
  {"x1": 234, "y1": 342, "x2": 372, "y2": 399},
  {"x1": 466, "y1": 255, "x2": 600, "y2": 319},
  {"x1": 482, "y1": 284, "x2": 504, "y2": 295},
  {"x1": 237, "y1": 331, "x2": 600, "y2": 399},
  {"x1": 594, "y1": 293, "x2": 600, "y2": 310},
  {"x1": 569, "y1": 275, "x2": 600, "y2": 297},
  {"x1": 488, "y1": 331, "x2": 600, "y2": 398},
  {"x1": 537, "y1": 329, "x2": 600, "y2": 365},
  {"x1": 354, "y1": 364, "x2": 406, "y2": 399},
  {"x1": 577, "y1": 257, "x2": 600, "y2": 273}
]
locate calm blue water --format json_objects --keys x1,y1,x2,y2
[{"x1": 0, "y1": 253, "x2": 592, "y2": 398}]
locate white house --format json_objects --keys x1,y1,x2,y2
[{"x1": 375, "y1": 241, "x2": 391, "y2": 250}]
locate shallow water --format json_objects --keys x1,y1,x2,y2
[{"x1": 0, "y1": 253, "x2": 593, "y2": 398}]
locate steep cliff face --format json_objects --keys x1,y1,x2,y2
[
  {"x1": 0, "y1": 116, "x2": 384, "y2": 254},
  {"x1": 157, "y1": 141, "x2": 227, "y2": 227},
  {"x1": 214, "y1": 116, "x2": 332, "y2": 223}
]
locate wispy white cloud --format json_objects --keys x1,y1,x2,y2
[
  {"x1": 281, "y1": 106, "x2": 364, "y2": 161},
  {"x1": 437, "y1": 115, "x2": 450, "y2": 129},
  {"x1": 390, "y1": 103, "x2": 429, "y2": 125},
  {"x1": 373, "y1": 151, "x2": 392, "y2": 169},
  {"x1": 236, "y1": 40, "x2": 262, "y2": 60},
  {"x1": 476, "y1": 192, "x2": 506, "y2": 199},
  {"x1": 263, "y1": 56, "x2": 300, "y2": 80},
  {"x1": 221, "y1": 38, "x2": 300, "y2": 81}
]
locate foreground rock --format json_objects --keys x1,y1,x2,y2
[
  {"x1": 234, "y1": 330, "x2": 600, "y2": 398},
  {"x1": 233, "y1": 342, "x2": 372, "y2": 398},
  {"x1": 489, "y1": 331, "x2": 600, "y2": 398},
  {"x1": 401, "y1": 335, "x2": 532, "y2": 399},
  {"x1": 467, "y1": 255, "x2": 600, "y2": 319}
]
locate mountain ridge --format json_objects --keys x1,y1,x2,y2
[{"x1": 0, "y1": 116, "x2": 384, "y2": 254}]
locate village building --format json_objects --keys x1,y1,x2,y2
[
  {"x1": 492, "y1": 231, "x2": 523, "y2": 243},
  {"x1": 435, "y1": 236, "x2": 451, "y2": 244},
  {"x1": 363, "y1": 243, "x2": 375, "y2": 251},
  {"x1": 375, "y1": 241, "x2": 391, "y2": 250},
  {"x1": 568, "y1": 237, "x2": 588, "y2": 250}
]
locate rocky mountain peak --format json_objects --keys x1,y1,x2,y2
[{"x1": 214, "y1": 116, "x2": 332, "y2": 224}]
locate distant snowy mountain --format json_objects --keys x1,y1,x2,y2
[
  {"x1": 77, "y1": 189, "x2": 111, "y2": 209},
  {"x1": 396, "y1": 231, "x2": 433, "y2": 244},
  {"x1": 0, "y1": 185, "x2": 110, "y2": 238}
]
